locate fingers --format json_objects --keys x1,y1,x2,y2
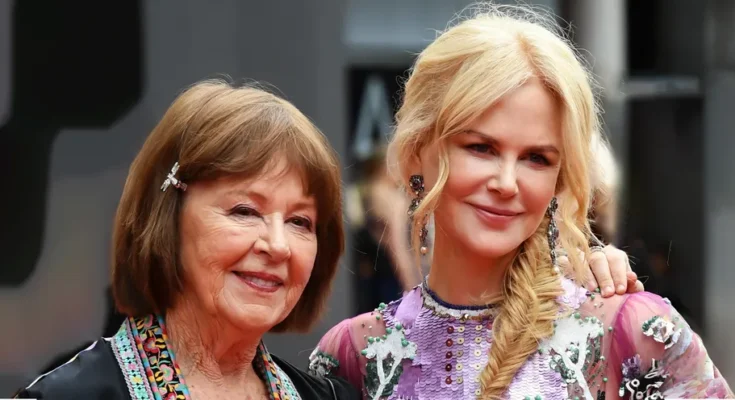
[
  {"x1": 581, "y1": 249, "x2": 597, "y2": 291},
  {"x1": 626, "y1": 271, "x2": 638, "y2": 293},
  {"x1": 603, "y1": 245, "x2": 629, "y2": 296},
  {"x1": 626, "y1": 270, "x2": 640, "y2": 289},
  {"x1": 626, "y1": 270, "x2": 645, "y2": 293},
  {"x1": 588, "y1": 250, "x2": 615, "y2": 297}
]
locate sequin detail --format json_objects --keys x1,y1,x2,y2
[{"x1": 642, "y1": 315, "x2": 681, "y2": 349}]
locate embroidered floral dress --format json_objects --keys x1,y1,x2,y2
[
  {"x1": 308, "y1": 278, "x2": 733, "y2": 399},
  {"x1": 15, "y1": 315, "x2": 358, "y2": 400}
]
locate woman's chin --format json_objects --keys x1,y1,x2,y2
[
  {"x1": 465, "y1": 234, "x2": 524, "y2": 260},
  {"x1": 218, "y1": 303, "x2": 285, "y2": 332}
]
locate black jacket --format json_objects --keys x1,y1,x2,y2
[{"x1": 13, "y1": 339, "x2": 359, "y2": 400}]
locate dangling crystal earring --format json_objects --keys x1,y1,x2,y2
[
  {"x1": 408, "y1": 175, "x2": 429, "y2": 255},
  {"x1": 546, "y1": 197, "x2": 560, "y2": 273}
]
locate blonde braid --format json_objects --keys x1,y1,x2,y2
[{"x1": 478, "y1": 222, "x2": 565, "y2": 400}]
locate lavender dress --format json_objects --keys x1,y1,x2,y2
[{"x1": 308, "y1": 278, "x2": 732, "y2": 399}]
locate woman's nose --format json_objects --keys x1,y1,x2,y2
[
  {"x1": 487, "y1": 160, "x2": 519, "y2": 198},
  {"x1": 253, "y1": 215, "x2": 291, "y2": 262}
]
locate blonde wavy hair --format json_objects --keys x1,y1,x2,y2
[
  {"x1": 589, "y1": 133, "x2": 620, "y2": 240},
  {"x1": 387, "y1": 4, "x2": 600, "y2": 399}
]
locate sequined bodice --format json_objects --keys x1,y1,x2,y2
[
  {"x1": 377, "y1": 284, "x2": 577, "y2": 400},
  {"x1": 392, "y1": 286, "x2": 498, "y2": 398}
]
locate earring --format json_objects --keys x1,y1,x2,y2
[
  {"x1": 546, "y1": 197, "x2": 560, "y2": 273},
  {"x1": 408, "y1": 175, "x2": 429, "y2": 255}
]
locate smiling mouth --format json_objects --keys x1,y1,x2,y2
[
  {"x1": 469, "y1": 203, "x2": 521, "y2": 225},
  {"x1": 469, "y1": 204, "x2": 521, "y2": 217},
  {"x1": 233, "y1": 271, "x2": 284, "y2": 292}
]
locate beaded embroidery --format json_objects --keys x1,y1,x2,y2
[
  {"x1": 362, "y1": 322, "x2": 417, "y2": 399},
  {"x1": 111, "y1": 315, "x2": 299, "y2": 400},
  {"x1": 421, "y1": 281, "x2": 500, "y2": 321},
  {"x1": 308, "y1": 350, "x2": 340, "y2": 377},
  {"x1": 539, "y1": 312, "x2": 605, "y2": 400},
  {"x1": 618, "y1": 356, "x2": 668, "y2": 399},
  {"x1": 642, "y1": 315, "x2": 681, "y2": 349}
]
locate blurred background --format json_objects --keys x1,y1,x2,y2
[{"x1": 1, "y1": 0, "x2": 734, "y2": 393}]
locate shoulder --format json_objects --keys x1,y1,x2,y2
[
  {"x1": 583, "y1": 290, "x2": 679, "y2": 331},
  {"x1": 314, "y1": 290, "x2": 418, "y2": 357},
  {"x1": 313, "y1": 288, "x2": 420, "y2": 356},
  {"x1": 607, "y1": 291, "x2": 685, "y2": 349},
  {"x1": 578, "y1": 288, "x2": 681, "y2": 338},
  {"x1": 309, "y1": 311, "x2": 387, "y2": 379},
  {"x1": 555, "y1": 280, "x2": 684, "y2": 356},
  {"x1": 556, "y1": 277, "x2": 676, "y2": 325},
  {"x1": 578, "y1": 290, "x2": 689, "y2": 371},
  {"x1": 13, "y1": 339, "x2": 128, "y2": 399},
  {"x1": 309, "y1": 291, "x2": 418, "y2": 390},
  {"x1": 272, "y1": 354, "x2": 360, "y2": 400}
]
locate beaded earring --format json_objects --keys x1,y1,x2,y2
[{"x1": 408, "y1": 175, "x2": 429, "y2": 255}]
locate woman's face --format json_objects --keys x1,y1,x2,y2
[
  {"x1": 178, "y1": 157, "x2": 317, "y2": 332},
  {"x1": 422, "y1": 79, "x2": 562, "y2": 260}
]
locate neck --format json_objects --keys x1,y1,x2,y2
[
  {"x1": 427, "y1": 231, "x2": 516, "y2": 306},
  {"x1": 165, "y1": 299, "x2": 262, "y2": 388}
]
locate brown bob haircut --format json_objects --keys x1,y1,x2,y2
[{"x1": 112, "y1": 79, "x2": 344, "y2": 332}]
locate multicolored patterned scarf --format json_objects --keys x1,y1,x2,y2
[{"x1": 111, "y1": 315, "x2": 300, "y2": 400}]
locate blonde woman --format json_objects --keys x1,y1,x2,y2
[{"x1": 308, "y1": 5, "x2": 732, "y2": 399}]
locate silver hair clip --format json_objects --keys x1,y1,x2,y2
[{"x1": 160, "y1": 162, "x2": 187, "y2": 192}]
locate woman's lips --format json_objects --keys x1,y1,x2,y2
[
  {"x1": 470, "y1": 204, "x2": 520, "y2": 227},
  {"x1": 233, "y1": 271, "x2": 283, "y2": 293}
]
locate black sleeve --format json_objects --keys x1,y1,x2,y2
[
  {"x1": 271, "y1": 354, "x2": 361, "y2": 400},
  {"x1": 12, "y1": 340, "x2": 130, "y2": 400}
]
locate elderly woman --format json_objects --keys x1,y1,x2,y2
[{"x1": 13, "y1": 81, "x2": 359, "y2": 399}]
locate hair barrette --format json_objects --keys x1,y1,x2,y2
[{"x1": 160, "y1": 161, "x2": 187, "y2": 192}]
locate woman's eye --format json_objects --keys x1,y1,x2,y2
[
  {"x1": 467, "y1": 143, "x2": 492, "y2": 154},
  {"x1": 231, "y1": 206, "x2": 259, "y2": 217},
  {"x1": 289, "y1": 217, "x2": 313, "y2": 231},
  {"x1": 528, "y1": 153, "x2": 550, "y2": 165}
]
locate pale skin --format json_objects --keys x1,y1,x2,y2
[
  {"x1": 165, "y1": 159, "x2": 318, "y2": 399},
  {"x1": 415, "y1": 78, "x2": 640, "y2": 305}
]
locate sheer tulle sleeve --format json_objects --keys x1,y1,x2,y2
[
  {"x1": 309, "y1": 313, "x2": 384, "y2": 395},
  {"x1": 593, "y1": 291, "x2": 733, "y2": 399}
]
